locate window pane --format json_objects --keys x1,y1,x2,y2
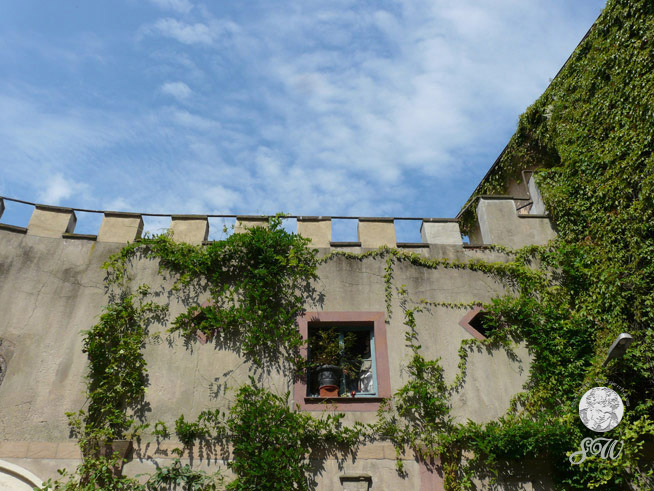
[
  {"x1": 307, "y1": 325, "x2": 376, "y2": 397},
  {"x1": 345, "y1": 330, "x2": 371, "y2": 359}
]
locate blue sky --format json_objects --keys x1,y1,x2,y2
[{"x1": 0, "y1": 0, "x2": 605, "y2": 240}]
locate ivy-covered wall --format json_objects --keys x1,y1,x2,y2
[{"x1": 454, "y1": 0, "x2": 654, "y2": 487}]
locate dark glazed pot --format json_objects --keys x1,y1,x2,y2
[{"x1": 317, "y1": 365, "x2": 341, "y2": 388}]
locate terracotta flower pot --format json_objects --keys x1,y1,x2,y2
[{"x1": 319, "y1": 385, "x2": 339, "y2": 397}]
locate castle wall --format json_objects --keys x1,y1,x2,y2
[{"x1": 0, "y1": 193, "x2": 555, "y2": 489}]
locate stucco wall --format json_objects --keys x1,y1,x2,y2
[{"x1": 0, "y1": 227, "x2": 537, "y2": 488}]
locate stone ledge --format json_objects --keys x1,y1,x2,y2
[
  {"x1": 0, "y1": 223, "x2": 27, "y2": 234},
  {"x1": 358, "y1": 217, "x2": 394, "y2": 222},
  {"x1": 0, "y1": 442, "x2": 82, "y2": 459},
  {"x1": 62, "y1": 233, "x2": 98, "y2": 241},
  {"x1": 297, "y1": 216, "x2": 331, "y2": 221},
  {"x1": 0, "y1": 441, "x2": 413, "y2": 461},
  {"x1": 397, "y1": 243, "x2": 429, "y2": 248},
  {"x1": 330, "y1": 241, "x2": 362, "y2": 247},
  {"x1": 517, "y1": 214, "x2": 550, "y2": 219},
  {"x1": 103, "y1": 211, "x2": 144, "y2": 218},
  {"x1": 34, "y1": 204, "x2": 75, "y2": 213}
]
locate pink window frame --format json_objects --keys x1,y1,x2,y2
[
  {"x1": 294, "y1": 311, "x2": 391, "y2": 411},
  {"x1": 458, "y1": 306, "x2": 488, "y2": 341}
]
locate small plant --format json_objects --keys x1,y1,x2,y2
[
  {"x1": 308, "y1": 328, "x2": 364, "y2": 397},
  {"x1": 308, "y1": 328, "x2": 361, "y2": 374},
  {"x1": 175, "y1": 414, "x2": 212, "y2": 447},
  {"x1": 152, "y1": 420, "x2": 169, "y2": 439},
  {"x1": 38, "y1": 454, "x2": 144, "y2": 491},
  {"x1": 142, "y1": 458, "x2": 223, "y2": 491}
]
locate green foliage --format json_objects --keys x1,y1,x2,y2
[
  {"x1": 142, "y1": 458, "x2": 223, "y2": 491},
  {"x1": 39, "y1": 454, "x2": 145, "y2": 491},
  {"x1": 374, "y1": 302, "x2": 453, "y2": 475},
  {"x1": 165, "y1": 380, "x2": 364, "y2": 491},
  {"x1": 39, "y1": 287, "x2": 167, "y2": 489},
  {"x1": 75, "y1": 290, "x2": 167, "y2": 447},
  {"x1": 105, "y1": 215, "x2": 318, "y2": 369},
  {"x1": 225, "y1": 382, "x2": 363, "y2": 491},
  {"x1": 307, "y1": 328, "x2": 361, "y2": 376},
  {"x1": 152, "y1": 421, "x2": 169, "y2": 439},
  {"x1": 174, "y1": 413, "x2": 216, "y2": 447}
]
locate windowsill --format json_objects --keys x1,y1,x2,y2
[
  {"x1": 300, "y1": 396, "x2": 384, "y2": 411},
  {"x1": 304, "y1": 397, "x2": 384, "y2": 403}
]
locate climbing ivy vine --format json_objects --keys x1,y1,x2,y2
[
  {"x1": 40, "y1": 288, "x2": 168, "y2": 490},
  {"x1": 105, "y1": 215, "x2": 318, "y2": 371},
  {"x1": 446, "y1": 0, "x2": 654, "y2": 488}
]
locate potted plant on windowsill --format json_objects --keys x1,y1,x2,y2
[{"x1": 308, "y1": 328, "x2": 361, "y2": 397}]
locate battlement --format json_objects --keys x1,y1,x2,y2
[
  {"x1": 0, "y1": 177, "x2": 556, "y2": 249},
  {"x1": 0, "y1": 180, "x2": 553, "y2": 490}
]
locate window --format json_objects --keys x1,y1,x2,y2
[
  {"x1": 459, "y1": 306, "x2": 494, "y2": 340},
  {"x1": 306, "y1": 325, "x2": 377, "y2": 398},
  {"x1": 294, "y1": 312, "x2": 390, "y2": 411}
]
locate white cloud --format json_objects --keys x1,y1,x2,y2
[
  {"x1": 149, "y1": 18, "x2": 214, "y2": 45},
  {"x1": 202, "y1": 185, "x2": 242, "y2": 211},
  {"x1": 141, "y1": 16, "x2": 244, "y2": 48},
  {"x1": 161, "y1": 81, "x2": 192, "y2": 100},
  {"x1": 37, "y1": 174, "x2": 87, "y2": 205},
  {"x1": 200, "y1": 0, "x2": 598, "y2": 190},
  {"x1": 148, "y1": 0, "x2": 193, "y2": 14}
]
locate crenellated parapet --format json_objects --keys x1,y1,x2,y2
[
  {"x1": 462, "y1": 172, "x2": 557, "y2": 248},
  {"x1": 473, "y1": 197, "x2": 556, "y2": 248},
  {"x1": 0, "y1": 183, "x2": 556, "y2": 249},
  {"x1": 170, "y1": 215, "x2": 209, "y2": 245}
]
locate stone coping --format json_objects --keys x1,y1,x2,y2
[
  {"x1": 103, "y1": 211, "x2": 143, "y2": 218},
  {"x1": 357, "y1": 217, "x2": 394, "y2": 222},
  {"x1": 235, "y1": 215, "x2": 269, "y2": 220},
  {"x1": 297, "y1": 216, "x2": 332, "y2": 221},
  {"x1": 170, "y1": 214, "x2": 209, "y2": 220},
  {"x1": 34, "y1": 204, "x2": 75, "y2": 213},
  {"x1": 0, "y1": 223, "x2": 27, "y2": 234},
  {"x1": 62, "y1": 233, "x2": 98, "y2": 240}
]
